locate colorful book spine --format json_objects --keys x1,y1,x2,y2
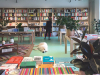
[{"x1": 19, "y1": 67, "x2": 74, "y2": 75}]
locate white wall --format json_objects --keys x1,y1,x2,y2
[
  {"x1": 95, "y1": 0, "x2": 99, "y2": 20},
  {"x1": 0, "y1": 0, "x2": 89, "y2": 8}
]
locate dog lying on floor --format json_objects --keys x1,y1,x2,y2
[{"x1": 33, "y1": 42, "x2": 48, "y2": 53}]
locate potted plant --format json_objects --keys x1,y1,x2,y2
[
  {"x1": 70, "y1": 28, "x2": 100, "y2": 75},
  {"x1": 16, "y1": 23, "x2": 24, "y2": 32},
  {"x1": 64, "y1": 16, "x2": 80, "y2": 36},
  {"x1": 56, "y1": 16, "x2": 80, "y2": 36}
]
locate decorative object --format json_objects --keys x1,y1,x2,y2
[
  {"x1": 2, "y1": 41, "x2": 5, "y2": 45},
  {"x1": 70, "y1": 28, "x2": 100, "y2": 74},
  {"x1": 10, "y1": 37, "x2": 14, "y2": 44}
]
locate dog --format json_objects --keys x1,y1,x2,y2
[{"x1": 33, "y1": 42, "x2": 48, "y2": 53}]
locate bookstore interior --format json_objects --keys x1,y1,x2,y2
[{"x1": 0, "y1": 0, "x2": 100, "y2": 75}]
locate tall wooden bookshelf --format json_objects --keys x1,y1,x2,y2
[{"x1": 0, "y1": 8, "x2": 89, "y2": 36}]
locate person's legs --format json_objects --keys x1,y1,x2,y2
[
  {"x1": 45, "y1": 29, "x2": 48, "y2": 39},
  {"x1": 48, "y1": 29, "x2": 51, "y2": 40}
]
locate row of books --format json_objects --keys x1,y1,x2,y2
[
  {"x1": 4, "y1": 17, "x2": 15, "y2": 20},
  {"x1": 80, "y1": 27, "x2": 87, "y2": 31},
  {"x1": 29, "y1": 17, "x2": 40, "y2": 20},
  {"x1": 53, "y1": 9, "x2": 64, "y2": 12},
  {"x1": 79, "y1": 21, "x2": 88, "y2": 25},
  {"x1": 3, "y1": 9, "x2": 15, "y2": 13},
  {"x1": 16, "y1": 13, "x2": 27, "y2": 16},
  {"x1": 40, "y1": 13, "x2": 51, "y2": 16},
  {"x1": 77, "y1": 8, "x2": 88, "y2": 12},
  {"x1": 41, "y1": 17, "x2": 49, "y2": 20},
  {"x1": 65, "y1": 13, "x2": 76, "y2": 16},
  {"x1": 16, "y1": 9, "x2": 27, "y2": 13},
  {"x1": 17, "y1": 17, "x2": 27, "y2": 20},
  {"x1": 41, "y1": 9, "x2": 52, "y2": 13},
  {"x1": 53, "y1": 13, "x2": 64, "y2": 16},
  {"x1": 77, "y1": 17, "x2": 88, "y2": 20},
  {"x1": 77, "y1": 12, "x2": 88, "y2": 16},
  {"x1": 28, "y1": 13, "x2": 40, "y2": 16},
  {"x1": 4, "y1": 13, "x2": 15, "y2": 16},
  {"x1": 28, "y1": 9, "x2": 40, "y2": 13},
  {"x1": 64, "y1": 9, "x2": 76, "y2": 13},
  {"x1": 52, "y1": 27, "x2": 59, "y2": 31}
]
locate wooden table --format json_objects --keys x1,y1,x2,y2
[
  {"x1": 65, "y1": 35, "x2": 87, "y2": 57},
  {"x1": 0, "y1": 43, "x2": 18, "y2": 55},
  {"x1": 0, "y1": 31, "x2": 35, "y2": 45},
  {"x1": 58, "y1": 31, "x2": 66, "y2": 45}
]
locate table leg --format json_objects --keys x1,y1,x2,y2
[
  {"x1": 65, "y1": 35, "x2": 67, "y2": 54},
  {"x1": 34, "y1": 32, "x2": 35, "y2": 42},
  {"x1": 60, "y1": 32, "x2": 62, "y2": 45},
  {"x1": 70, "y1": 39, "x2": 73, "y2": 57},
  {"x1": 58, "y1": 31, "x2": 59, "y2": 41},
  {"x1": 32, "y1": 32, "x2": 33, "y2": 45}
]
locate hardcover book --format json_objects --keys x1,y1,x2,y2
[
  {"x1": 43, "y1": 56, "x2": 54, "y2": 64},
  {"x1": 20, "y1": 61, "x2": 36, "y2": 68},
  {"x1": 22, "y1": 57, "x2": 33, "y2": 62}
]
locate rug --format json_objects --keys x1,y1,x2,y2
[{"x1": 0, "y1": 45, "x2": 33, "y2": 62}]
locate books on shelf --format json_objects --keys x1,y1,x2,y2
[
  {"x1": 52, "y1": 27, "x2": 59, "y2": 31},
  {"x1": 4, "y1": 9, "x2": 15, "y2": 13},
  {"x1": 28, "y1": 9, "x2": 40, "y2": 13},
  {"x1": 16, "y1": 9, "x2": 27, "y2": 13},
  {"x1": 41, "y1": 9, "x2": 52, "y2": 13}
]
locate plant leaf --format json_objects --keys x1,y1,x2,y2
[
  {"x1": 70, "y1": 49, "x2": 80, "y2": 55},
  {"x1": 81, "y1": 42, "x2": 92, "y2": 59},
  {"x1": 71, "y1": 38, "x2": 81, "y2": 43},
  {"x1": 93, "y1": 39, "x2": 99, "y2": 49},
  {"x1": 70, "y1": 59, "x2": 83, "y2": 65}
]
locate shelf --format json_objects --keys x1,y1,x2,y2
[
  {"x1": 29, "y1": 26, "x2": 40, "y2": 27},
  {"x1": 28, "y1": 16, "x2": 40, "y2": 17},
  {"x1": 40, "y1": 12, "x2": 52, "y2": 13},
  {"x1": 41, "y1": 20, "x2": 49, "y2": 22},
  {"x1": 4, "y1": 12, "x2": 15, "y2": 13},
  {"x1": 80, "y1": 25, "x2": 89, "y2": 26},
  {"x1": 79, "y1": 20, "x2": 88, "y2": 21},
  {"x1": 41, "y1": 31, "x2": 46, "y2": 33},
  {"x1": 16, "y1": 20, "x2": 27, "y2": 22},
  {"x1": 29, "y1": 20, "x2": 40, "y2": 22},
  {"x1": 16, "y1": 16, "x2": 27, "y2": 17}
]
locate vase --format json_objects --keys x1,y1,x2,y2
[{"x1": 66, "y1": 29, "x2": 75, "y2": 36}]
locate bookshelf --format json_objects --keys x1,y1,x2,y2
[
  {"x1": 76, "y1": 8, "x2": 89, "y2": 33},
  {"x1": 0, "y1": 8, "x2": 89, "y2": 36}
]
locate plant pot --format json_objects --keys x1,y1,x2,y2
[
  {"x1": 18, "y1": 28, "x2": 24, "y2": 32},
  {"x1": 66, "y1": 29, "x2": 75, "y2": 36}
]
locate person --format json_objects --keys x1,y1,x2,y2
[{"x1": 44, "y1": 18, "x2": 52, "y2": 40}]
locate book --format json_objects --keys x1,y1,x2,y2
[
  {"x1": 33, "y1": 56, "x2": 42, "y2": 65},
  {"x1": 43, "y1": 56, "x2": 54, "y2": 64},
  {"x1": 0, "y1": 70, "x2": 5, "y2": 75},
  {"x1": 20, "y1": 61, "x2": 36, "y2": 68},
  {"x1": 22, "y1": 57, "x2": 33, "y2": 62}
]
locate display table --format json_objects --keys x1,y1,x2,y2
[
  {"x1": 0, "y1": 43, "x2": 18, "y2": 55},
  {"x1": 0, "y1": 31, "x2": 35, "y2": 44}
]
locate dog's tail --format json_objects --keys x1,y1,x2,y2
[{"x1": 34, "y1": 45, "x2": 39, "y2": 47}]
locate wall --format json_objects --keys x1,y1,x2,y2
[{"x1": 0, "y1": 0, "x2": 89, "y2": 8}]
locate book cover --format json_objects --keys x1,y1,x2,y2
[
  {"x1": 43, "y1": 56, "x2": 54, "y2": 64},
  {"x1": 22, "y1": 57, "x2": 33, "y2": 62}
]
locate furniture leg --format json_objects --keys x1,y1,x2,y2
[
  {"x1": 32, "y1": 32, "x2": 33, "y2": 45},
  {"x1": 18, "y1": 36, "x2": 19, "y2": 42},
  {"x1": 23, "y1": 36, "x2": 24, "y2": 42},
  {"x1": 34, "y1": 32, "x2": 35, "y2": 42},
  {"x1": 60, "y1": 32, "x2": 62, "y2": 45},
  {"x1": 58, "y1": 31, "x2": 59, "y2": 41},
  {"x1": 70, "y1": 39, "x2": 73, "y2": 57},
  {"x1": 65, "y1": 35, "x2": 67, "y2": 54},
  {"x1": 2, "y1": 37, "x2": 3, "y2": 41}
]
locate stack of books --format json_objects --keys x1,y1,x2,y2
[
  {"x1": 0, "y1": 64, "x2": 18, "y2": 75},
  {"x1": 43, "y1": 56, "x2": 54, "y2": 64},
  {"x1": 33, "y1": 56, "x2": 42, "y2": 65}
]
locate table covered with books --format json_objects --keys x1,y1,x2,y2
[{"x1": 0, "y1": 56, "x2": 78, "y2": 75}]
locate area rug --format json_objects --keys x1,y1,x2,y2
[{"x1": 0, "y1": 44, "x2": 33, "y2": 62}]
